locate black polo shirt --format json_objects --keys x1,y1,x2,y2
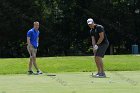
[{"x1": 90, "y1": 24, "x2": 109, "y2": 45}]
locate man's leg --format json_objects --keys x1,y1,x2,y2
[
  {"x1": 32, "y1": 50, "x2": 42, "y2": 74},
  {"x1": 95, "y1": 56, "x2": 104, "y2": 73},
  {"x1": 32, "y1": 49, "x2": 39, "y2": 71},
  {"x1": 32, "y1": 57, "x2": 39, "y2": 71},
  {"x1": 95, "y1": 56, "x2": 106, "y2": 77},
  {"x1": 99, "y1": 58, "x2": 104, "y2": 73},
  {"x1": 27, "y1": 45, "x2": 34, "y2": 74},
  {"x1": 29, "y1": 57, "x2": 33, "y2": 71},
  {"x1": 27, "y1": 45, "x2": 39, "y2": 71},
  {"x1": 93, "y1": 44, "x2": 108, "y2": 77},
  {"x1": 32, "y1": 48, "x2": 43, "y2": 74},
  {"x1": 94, "y1": 56, "x2": 101, "y2": 73}
]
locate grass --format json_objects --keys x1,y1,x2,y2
[
  {"x1": 0, "y1": 55, "x2": 140, "y2": 93},
  {"x1": 0, "y1": 55, "x2": 140, "y2": 74},
  {"x1": 0, "y1": 71, "x2": 139, "y2": 93}
]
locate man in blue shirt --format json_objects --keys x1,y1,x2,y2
[{"x1": 27, "y1": 21, "x2": 42, "y2": 75}]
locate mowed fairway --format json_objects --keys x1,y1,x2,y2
[{"x1": 0, "y1": 71, "x2": 139, "y2": 93}]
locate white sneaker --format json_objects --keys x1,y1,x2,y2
[
  {"x1": 92, "y1": 72, "x2": 100, "y2": 77},
  {"x1": 96, "y1": 73, "x2": 106, "y2": 78},
  {"x1": 92, "y1": 72, "x2": 106, "y2": 78},
  {"x1": 37, "y1": 70, "x2": 43, "y2": 74}
]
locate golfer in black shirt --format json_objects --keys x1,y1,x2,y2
[{"x1": 87, "y1": 18, "x2": 109, "y2": 78}]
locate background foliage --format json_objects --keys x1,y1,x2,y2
[{"x1": 0, "y1": 0, "x2": 140, "y2": 57}]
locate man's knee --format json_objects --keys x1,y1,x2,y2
[
  {"x1": 95, "y1": 56, "x2": 102, "y2": 61},
  {"x1": 32, "y1": 55, "x2": 36, "y2": 58}
]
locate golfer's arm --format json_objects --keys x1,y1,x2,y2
[
  {"x1": 91, "y1": 36, "x2": 96, "y2": 46},
  {"x1": 27, "y1": 37, "x2": 31, "y2": 45},
  {"x1": 96, "y1": 32, "x2": 104, "y2": 45}
]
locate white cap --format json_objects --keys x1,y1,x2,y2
[{"x1": 87, "y1": 18, "x2": 94, "y2": 24}]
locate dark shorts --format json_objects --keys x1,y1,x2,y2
[{"x1": 95, "y1": 43, "x2": 109, "y2": 58}]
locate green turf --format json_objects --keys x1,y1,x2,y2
[
  {"x1": 0, "y1": 71, "x2": 139, "y2": 93},
  {"x1": 0, "y1": 55, "x2": 140, "y2": 74}
]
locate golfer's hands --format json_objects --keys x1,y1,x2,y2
[
  {"x1": 93, "y1": 45, "x2": 98, "y2": 53},
  {"x1": 94, "y1": 45, "x2": 98, "y2": 50}
]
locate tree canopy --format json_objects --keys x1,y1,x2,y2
[{"x1": 0, "y1": 0, "x2": 140, "y2": 57}]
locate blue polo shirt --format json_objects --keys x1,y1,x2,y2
[{"x1": 27, "y1": 28, "x2": 40, "y2": 48}]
